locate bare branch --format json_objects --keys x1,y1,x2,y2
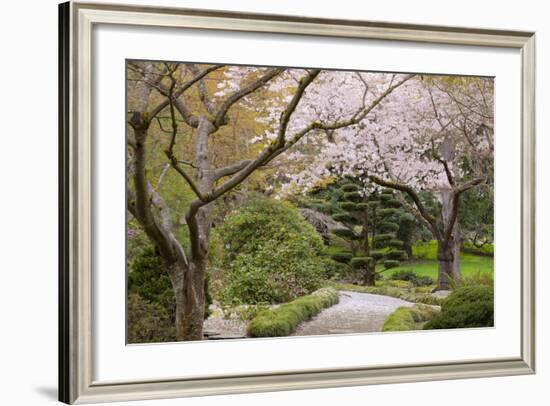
[
  {"x1": 162, "y1": 74, "x2": 206, "y2": 201},
  {"x1": 214, "y1": 68, "x2": 284, "y2": 128},
  {"x1": 149, "y1": 64, "x2": 224, "y2": 126},
  {"x1": 187, "y1": 64, "x2": 216, "y2": 114},
  {"x1": 454, "y1": 177, "x2": 485, "y2": 195},
  {"x1": 213, "y1": 159, "x2": 253, "y2": 180}
]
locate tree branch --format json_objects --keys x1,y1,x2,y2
[
  {"x1": 162, "y1": 75, "x2": 207, "y2": 201},
  {"x1": 442, "y1": 177, "x2": 485, "y2": 244},
  {"x1": 207, "y1": 69, "x2": 320, "y2": 200},
  {"x1": 187, "y1": 63, "x2": 216, "y2": 115},
  {"x1": 148, "y1": 64, "x2": 224, "y2": 126},
  {"x1": 214, "y1": 68, "x2": 284, "y2": 128},
  {"x1": 369, "y1": 175, "x2": 441, "y2": 239},
  {"x1": 213, "y1": 159, "x2": 253, "y2": 180}
]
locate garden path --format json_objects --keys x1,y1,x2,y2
[{"x1": 292, "y1": 290, "x2": 416, "y2": 336}]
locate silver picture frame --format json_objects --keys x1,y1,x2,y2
[{"x1": 58, "y1": 1, "x2": 536, "y2": 403}]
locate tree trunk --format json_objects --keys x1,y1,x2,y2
[
  {"x1": 363, "y1": 267, "x2": 376, "y2": 286},
  {"x1": 172, "y1": 116, "x2": 215, "y2": 341},
  {"x1": 437, "y1": 190, "x2": 462, "y2": 289},
  {"x1": 173, "y1": 256, "x2": 206, "y2": 341}
]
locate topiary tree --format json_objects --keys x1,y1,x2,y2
[{"x1": 313, "y1": 181, "x2": 407, "y2": 285}]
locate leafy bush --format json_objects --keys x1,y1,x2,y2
[
  {"x1": 390, "y1": 269, "x2": 434, "y2": 287},
  {"x1": 350, "y1": 256, "x2": 372, "y2": 269},
  {"x1": 324, "y1": 281, "x2": 444, "y2": 306},
  {"x1": 128, "y1": 246, "x2": 175, "y2": 316},
  {"x1": 412, "y1": 240, "x2": 438, "y2": 260},
  {"x1": 128, "y1": 245, "x2": 212, "y2": 320},
  {"x1": 424, "y1": 285, "x2": 494, "y2": 330},
  {"x1": 449, "y1": 270, "x2": 494, "y2": 289},
  {"x1": 461, "y1": 242, "x2": 494, "y2": 257},
  {"x1": 127, "y1": 293, "x2": 175, "y2": 343},
  {"x1": 383, "y1": 305, "x2": 440, "y2": 332},
  {"x1": 247, "y1": 288, "x2": 339, "y2": 337},
  {"x1": 219, "y1": 197, "x2": 327, "y2": 304}
]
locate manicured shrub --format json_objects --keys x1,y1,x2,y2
[
  {"x1": 219, "y1": 196, "x2": 327, "y2": 304},
  {"x1": 383, "y1": 260, "x2": 400, "y2": 269},
  {"x1": 342, "y1": 184, "x2": 360, "y2": 192},
  {"x1": 350, "y1": 256, "x2": 372, "y2": 269},
  {"x1": 333, "y1": 212, "x2": 354, "y2": 223},
  {"x1": 424, "y1": 285, "x2": 494, "y2": 330},
  {"x1": 461, "y1": 242, "x2": 494, "y2": 257},
  {"x1": 330, "y1": 251, "x2": 353, "y2": 264},
  {"x1": 390, "y1": 269, "x2": 434, "y2": 287},
  {"x1": 343, "y1": 191, "x2": 362, "y2": 202},
  {"x1": 386, "y1": 250, "x2": 407, "y2": 260},
  {"x1": 247, "y1": 288, "x2": 339, "y2": 337},
  {"x1": 383, "y1": 305, "x2": 440, "y2": 332},
  {"x1": 333, "y1": 228, "x2": 356, "y2": 240}
]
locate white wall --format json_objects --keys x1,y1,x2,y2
[{"x1": 0, "y1": 0, "x2": 547, "y2": 405}]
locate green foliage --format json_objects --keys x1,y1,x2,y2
[
  {"x1": 247, "y1": 288, "x2": 339, "y2": 337},
  {"x1": 458, "y1": 184, "x2": 493, "y2": 249},
  {"x1": 373, "y1": 233, "x2": 393, "y2": 244},
  {"x1": 387, "y1": 238, "x2": 404, "y2": 248},
  {"x1": 386, "y1": 250, "x2": 407, "y2": 261},
  {"x1": 383, "y1": 260, "x2": 400, "y2": 269},
  {"x1": 333, "y1": 212, "x2": 355, "y2": 223},
  {"x1": 450, "y1": 270, "x2": 494, "y2": 289},
  {"x1": 461, "y1": 242, "x2": 494, "y2": 257},
  {"x1": 128, "y1": 245, "x2": 213, "y2": 319},
  {"x1": 396, "y1": 212, "x2": 416, "y2": 259},
  {"x1": 350, "y1": 256, "x2": 372, "y2": 269},
  {"x1": 382, "y1": 305, "x2": 440, "y2": 332},
  {"x1": 219, "y1": 196, "x2": 327, "y2": 304},
  {"x1": 379, "y1": 222, "x2": 400, "y2": 233},
  {"x1": 321, "y1": 257, "x2": 349, "y2": 279},
  {"x1": 343, "y1": 191, "x2": 362, "y2": 202},
  {"x1": 370, "y1": 250, "x2": 386, "y2": 260},
  {"x1": 391, "y1": 253, "x2": 494, "y2": 281},
  {"x1": 128, "y1": 246, "x2": 175, "y2": 316},
  {"x1": 303, "y1": 179, "x2": 408, "y2": 285},
  {"x1": 330, "y1": 251, "x2": 353, "y2": 264},
  {"x1": 390, "y1": 269, "x2": 434, "y2": 287},
  {"x1": 325, "y1": 281, "x2": 444, "y2": 306},
  {"x1": 424, "y1": 285, "x2": 494, "y2": 330},
  {"x1": 339, "y1": 202, "x2": 359, "y2": 212},
  {"x1": 127, "y1": 293, "x2": 175, "y2": 343},
  {"x1": 332, "y1": 228, "x2": 357, "y2": 239},
  {"x1": 412, "y1": 240, "x2": 438, "y2": 260},
  {"x1": 342, "y1": 184, "x2": 360, "y2": 192}
]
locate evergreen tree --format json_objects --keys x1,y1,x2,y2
[{"x1": 310, "y1": 181, "x2": 407, "y2": 285}]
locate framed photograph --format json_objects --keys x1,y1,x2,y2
[{"x1": 59, "y1": 1, "x2": 535, "y2": 404}]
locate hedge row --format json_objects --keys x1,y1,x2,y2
[
  {"x1": 382, "y1": 304, "x2": 440, "y2": 332},
  {"x1": 247, "y1": 288, "x2": 339, "y2": 337}
]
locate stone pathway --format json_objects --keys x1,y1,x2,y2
[{"x1": 292, "y1": 290, "x2": 417, "y2": 336}]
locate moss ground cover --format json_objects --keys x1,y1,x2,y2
[
  {"x1": 247, "y1": 288, "x2": 339, "y2": 337},
  {"x1": 382, "y1": 305, "x2": 440, "y2": 332}
]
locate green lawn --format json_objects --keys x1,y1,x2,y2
[{"x1": 387, "y1": 253, "x2": 493, "y2": 280}]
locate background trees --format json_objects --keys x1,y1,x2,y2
[
  {"x1": 127, "y1": 62, "x2": 412, "y2": 340},
  {"x1": 282, "y1": 75, "x2": 494, "y2": 289}
]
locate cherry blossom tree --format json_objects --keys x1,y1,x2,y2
[
  {"x1": 281, "y1": 75, "x2": 493, "y2": 289},
  {"x1": 126, "y1": 62, "x2": 412, "y2": 340}
]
